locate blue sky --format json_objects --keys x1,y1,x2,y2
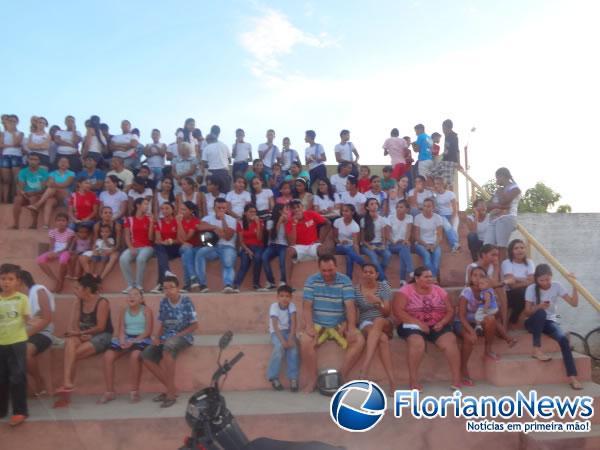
[{"x1": 3, "y1": 0, "x2": 599, "y2": 211}]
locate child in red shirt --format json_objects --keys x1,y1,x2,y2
[
  {"x1": 233, "y1": 204, "x2": 265, "y2": 291},
  {"x1": 357, "y1": 165, "x2": 371, "y2": 193},
  {"x1": 68, "y1": 179, "x2": 99, "y2": 228}
]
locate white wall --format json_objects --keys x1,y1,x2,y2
[{"x1": 512, "y1": 213, "x2": 600, "y2": 340}]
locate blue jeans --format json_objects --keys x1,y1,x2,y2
[
  {"x1": 150, "y1": 167, "x2": 163, "y2": 182},
  {"x1": 154, "y1": 244, "x2": 181, "y2": 284},
  {"x1": 119, "y1": 246, "x2": 154, "y2": 288},
  {"x1": 267, "y1": 330, "x2": 299, "y2": 381},
  {"x1": 442, "y1": 215, "x2": 459, "y2": 248},
  {"x1": 360, "y1": 244, "x2": 391, "y2": 281},
  {"x1": 467, "y1": 232, "x2": 483, "y2": 262},
  {"x1": 234, "y1": 245, "x2": 264, "y2": 288},
  {"x1": 262, "y1": 244, "x2": 287, "y2": 284},
  {"x1": 389, "y1": 242, "x2": 414, "y2": 281},
  {"x1": 179, "y1": 245, "x2": 199, "y2": 285},
  {"x1": 414, "y1": 243, "x2": 441, "y2": 278},
  {"x1": 232, "y1": 161, "x2": 248, "y2": 179},
  {"x1": 194, "y1": 245, "x2": 237, "y2": 287},
  {"x1": 335, "y1": 244, "x2": 365, "y2": 279},
  {"x1": 525, "y1": 309, "x2": 577, "y2": 376}
]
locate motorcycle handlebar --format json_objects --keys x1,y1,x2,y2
[{"x1": 212, "y1": 351, "x2": 245, "y2": 384}]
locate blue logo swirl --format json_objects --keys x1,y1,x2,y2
[{"x1": 330, "y1": 380, "x2": 387, "y2": 432}]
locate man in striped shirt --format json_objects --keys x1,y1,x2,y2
[{"x1": 299, "y1": 254, "x2": 364, "y2": 393}]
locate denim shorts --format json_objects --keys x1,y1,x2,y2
[
  {"x1": 89, "y1": 332, "x2": 113, "y2": 353},
  {"x1": 141, "y1": 335, "x2": 191, "y2": 363},
  {"x1": 1, "y1": 154, "x2": 23, "y2": 169},
  {"x1": 397, "y1": 323, "x2": 453, "y2": 343}
]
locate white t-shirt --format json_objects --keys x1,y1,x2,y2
[
  {"x1": 128, "y1": 188, "x2": 154, "y2": 214},
  {"x1": 313, "y1": 195, "x2": 336, "y2": 213},
  {"x1": 409, "y1": 188, "x2": 434, "y2": 209},
  {"x1": 491, "y1": 183, "x2": 521, "y2": 220},
  {"x1": 434, "y1": 190, "x2": 456, "y2": 216},
  {"x1": 201, "y1": 213, "x2": 237, "y2": 247},
  {"x1": 388, "y1": 214, "x2": 413, "y2": 243},
  {"x1": 226, "y1": 190, "x2": 251, "y2": 217},
  {"x1": 56, "y1": 130, "x2": 82, "y2": 155},
  {"x1": 202, "y1": 142, "x2": 230, "y2": 170},
  {"x1": 501, "y1": 259, "x2": 535, "y2": 282},
  {"x1": 280, "y1": 149, "x2": 300, "y2": 171},
  {"x1": 111, "y1": 133, "x2": 138, "y2": 159},
  {"x1": 107, "y1": 169, "x2": 134, "y2": 189},
  {"x1": 258, "y1": 143, "x2": 280, "y2": 168},
  {"x1": 146, "y1": 143, "x2": 166, "y2": 168},
  {"x1": 333, "y1": 218, "x2": 360, "y2": 244},
  {"x1": 360, "y1": 215, "x2": 388, "y2": 243},
  {"x1": 414, "y1": 213, "x2": 443, "y2": 245},
  {"x1": 365, "y1": 190, "x2": 387, "y2": 211},
  {"x1": 99, "y1": 190, "x2": 128, "y2": 216},
  {"x1": 232, "y1": 142, "x2": 252, "y2": 163},
  {"x1": 28, "y1": 284, "x2": 55, "y2": 337},
  {"x1": 467, "y1": 214, "x2": 490, "y2": 241},
  {"x1": 337, "y1": 191, "x2": 367, "y2": 211},
  {"x1": 465, "y1": 262, "x2": 496, "y2": 285},
  {"x1": 176, "y1": 130, "x2": 198, "y2": 148},
  {"x1": 253, "y1": 189, "x2": 274, "y2": 211},
  {"x1": 330, "y1": 174, "x2": 348, "y2": 194},
  {"x1": 28, "y1": 132, "x2": 50, "y2": 154},
  {"x1": 87, "y1": 133, "x2": 107, "y2": 154},
  {"x1": 525, "y1": 282, "x2": 568, "y2": 323},
  {"x1": 2, "y1": 131, "x2": 23, "y2": 156},
  {"x1": 266, "y1": 219, "x2": 287, "y2": 246},
  {"x1": 205, "y1": 192, "x2": 226, "y2": 213},
  {"x1": 334, "y1": 142, "x2": 356, "y2": 162},
  {"x1": 269, "y1": 302, "x2": 297, "y2": 333},
  {"x1": 305, "y1": 143, "x2": 325, "y2": 170}
]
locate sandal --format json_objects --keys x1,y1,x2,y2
[
  {"x1": 570, "y1": 380, "x2": 584, "y2": 391},
  {"x1": 461, "y1": 377, "x2": 475, "y2": 387},
  {"x1": 152, "y1": 393, "x2": 167, "y2": 403},
  {"x1": 160, "y1": 397, "x2": 177, "y2": 408},
  {"x1": 97, "y1": 392, "x2": 116, "y2": 404},
  {"x1": 129, "y1": 390, "x2": 141, "y2": 403},
  {"x1": 270, "y1": 379, "x2": 284, "y2": 391},
  {"x1": 531, "y1": 352, "x2": 552, "y2": 362}
]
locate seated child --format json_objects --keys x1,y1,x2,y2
[
  {"x1": 36, "y1": 212, "x2": 75, "y2": 292},
  {"x1": 267, "y1": 285, "x2": 299, "y2": 392},
  {"x1": 81, "y1": 224, "x2": 116, "y2": 278},
  {"x1": 474, "y1": 285, "x2": 499, "y2": 336},
  {"x1": 357, "y1": 165, "x2": 371, "y2": 193},
  {"x1": 67, "y1": 224, "x2": 93, "y2": 280}
]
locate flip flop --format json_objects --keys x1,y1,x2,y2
[
  {"x1": 570, "y1": 381, "x2": 584, "y2": 391},
  {"x1": 461, "y1": 377, "x2": 475, "y2": 387},
  {"x1": 531, "y1": 353, "x2": 552, "y2": 362}
]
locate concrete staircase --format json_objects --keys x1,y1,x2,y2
[{"x1": 0, "y1": 203, "x2": 597, "y2": 449}]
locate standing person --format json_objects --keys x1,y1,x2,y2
[
  {"x1": 431, "y1": 132, "x2": 442, "y2": 163},
  {"x1": 258, "y1": 129, "x2": 280, "y2": 180},
  {"x1": 336, "y1": 176, "x2": 367, "y2": 216},
  {"x1": 355, "y1": 264, "x2": 396, "y2": 392},
  {"x1": 119, "y1": 198, "x2": 155, "y2": 293},
  {"x1": 194, "y1": 198, "x2": 238, "y2": 293},
  {"x1": 502, "y1": 239, "x2": 535, "y2": 325},
  {"x1": 330, "y1": 162, "x2": 352, "y2": 195},
  {"x1": 524, "y1": 265, "x2": 582, "y2": 390},
  {"x1": 433, "y1": 176, "x2": 460, "y2": 253},
  {"x1": 233, "y1": 205, "x2": 265, "y2": 291},
  {"x1": 225, "y1": 176, "x2": 251, "y2": 220},
  {"x1": 280, "y1": 137, "x2": 300, "y2": 175},
  {"x1": 267, "y1": 285, "x2": 299, "y2": 392},
  {"x1": 99, "y1": 288, "x2": 153, "y2": 404},
  {"x1": 466, "y1": 199, "x2": 489, "y2": 262},
  {"x1": 431, "y1": 119, "x2": 461, "y2": 193},
  {"x1": 334, "y1": 130, "x2": 359, "y2": 177},
  {"x1": 299, "y1": 255, "x2": 365, "y2": 393},
  {"x1": 383, "y1": 128, "x2": 411, "y2": 181},
  {"x1": 54, "y1": 116, "x2": 83, "y2": 172},
  {"x1": 413, "y1": 124, "x2": 434, "y2": 180},
  {"x1": 304, "y1": 130, "x2": 326, "y2": 192},
  {"x1": 388, "y1": 200, "x2": 414, "y2": 285},
  {"x1": 393, "y1": 266, "x2": 462, "y2": 391},
  {"x1": 142, "y1": 276, "x2": 198, "y2": 408},
  {"x1": 231, "y1": 128, "x2": 252, "y2": 179},
  {"x1": 262, "y1": 204, "x2": 289, "y2": 289},
  {"x1": 201, "y1": 134, "x2": 232, "y2": 192},
  {"x1": 81, "y1": 115, "x2": 107, "y2": 167},
  {"x1": 360, "y1": 198, "x2": 391, "y2": 282},
  {"x1": 1, "y1": 114, "x2": 25, "y2": 203},
  {"x1": 333, "y1": 204, "x2": 365, "y2": 280},
  {"x1": 27, "y1": 116, "x2": 52, "y2": 168},
  {"x1": 144, "y1": 129, "x2": 167, "y2": 182},
  {"x1": 0, "y1": 264, "x2": 30, "y2": 426},
  {"x1": 12, "y1": 153, "x2": 48, "y2": 229},
  {"x1": 152, "y1": 203, "x2": 181, "y2": 294},
  {"x1": 109, "y1": 120, "x2": 139, "y2": 171},
  {"x1": 284, "y1": 200, "x2": 331, "y2": 289},
  {"x1": 485, "y1": 167, "x2": 521, "y2": 263},
  {"x1": 20, "y1": 270, "x2": 54, "y2": 397},
  {"x1": 413, "y1": 198, "x2": 443, "y2": 280},
  {"x1": 55, "y1": 274, "x2": 113, "y2": 406}
]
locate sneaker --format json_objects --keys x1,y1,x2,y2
[
  {"x1": 199, "y1": 285, "x2": 210, "y2": 293},
  {"x1": 290, "y1": 379, "x2": 299, "y2": 393},
  {"x1": 9, "y1": 414, "x2": 27, "y2": 426},
  {"x1": 222, "y1": 286, "x2": 234, "y2": 294},
  {"x1": 256, "y1": 285, "x2": 272, "y2": 292},
  {"x1": 232, "y1": 286, "x2": 240, "y2": 293},
  {"x1": 451, "y1": 244, "x2": 461, "y2": 253},
  {"x1": 270, "y1": 379, "x2": 284, "y2": 391},
  {"x1": 475, "y1": 324, "x2": 484, "y2": 337},
  {"x1": 264, "y1": 282, "x2": 276, "y2": 290},
  {"x1": 190, "y1": 278, "x2": 200, "y2": 290},
  {"x1": 278, "y1": 281, "x2": 287, "y2": 288},
  {"x1": 180, "y1": 286, "x2": 190, "y2": 293},
  {"x1": 150, "y1": 284, "x2": 163, "y2": 294},
  {"x1": 121, "y1": 286, "x2": 133, "y2": 294}
]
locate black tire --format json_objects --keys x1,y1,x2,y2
[
  {"x1": 584, "y1": 328, "x2": 600, "y2": 360},
  {"x1": 569, "y1": 332, "x2": 588, "y2": 356}
]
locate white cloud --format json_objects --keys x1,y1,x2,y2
[{"x1": 239, "y1": 8, "x2": 335, "y2": 77}]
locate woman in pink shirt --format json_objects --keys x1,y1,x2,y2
[{"x1": 392, "y1": 266, "x2": 461, "y2": 391}]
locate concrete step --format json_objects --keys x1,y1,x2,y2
[
  {"x1": 520, "y1": 424, "x2": 600, "y2": 450},
  {"x1": 37, "y1": 332, "x2": 576, "y2": 395}
]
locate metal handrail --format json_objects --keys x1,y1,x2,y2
[{"x1": 458, "y1": 167, "x2": 600, "y2": 313}]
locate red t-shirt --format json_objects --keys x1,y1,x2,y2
[
  {"x1": 358, "y1": 178, "x2": 370, "y2": 193},
  {"x1": 69, "y1": 191, "x2": 98, "y2": 220},
  {"x1": 181, "y1": 217, "x2": 201, "y2": 246},
  {"x1": 285, "y1": 210, "x2": 326, "y2": 245},
  {"x1": 124, "y1": 216, "x2": 152, "y2": 248},
  {"x1": 155, "y1": 217, "x2": 178, "y2": 241},
  {"x1": 236, "y1": 220, "x2": 263, "y2": 247}
]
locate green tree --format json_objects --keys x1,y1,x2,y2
[
  {"x1": 518, "y1": 182, "x2": 561, "y2": 213},
  {"x1": 556, "y1": 204, "x2": 572, "y2": 213}
]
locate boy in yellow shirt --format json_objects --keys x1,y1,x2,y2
[{"x1": 0, "y1": 263, "x2": 30, "y2": 426}]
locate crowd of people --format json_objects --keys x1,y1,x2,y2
[{"x1": 0, "y1": 114, "x2": 583, "y2": 428}]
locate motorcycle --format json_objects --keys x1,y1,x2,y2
[{"x1": 180, "y1": 331, "x2": 345, "y2": 450}]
